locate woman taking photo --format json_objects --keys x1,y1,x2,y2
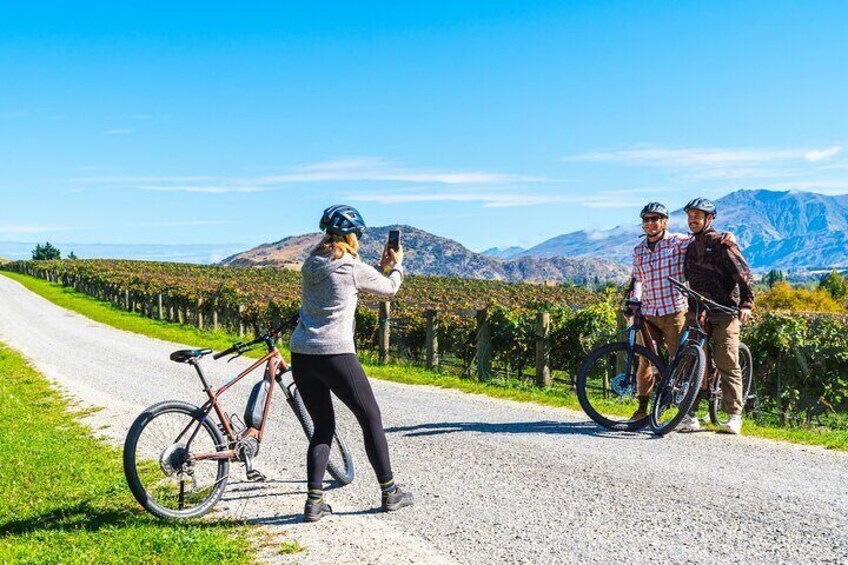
[{"x1": 290, "y1": 204, "x2": 413, "y2": 522}]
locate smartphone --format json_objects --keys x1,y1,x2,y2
[{"x1": 387, "y1": 229, "x2": 401, "y2": 252}]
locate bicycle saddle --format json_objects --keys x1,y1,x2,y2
[{"x1": 169, "y1": 348, "x2": 213, "y2": 363}]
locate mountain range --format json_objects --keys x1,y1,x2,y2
[
  {"x1": 221, "y1": 189, "x2": 848, "y2": 282},
  {"x1": 220, "y1": 225, "x2": 630, "y2": 283},
  {"x1": 509, "y1": 189, "x2": 848, "y2": 270}
]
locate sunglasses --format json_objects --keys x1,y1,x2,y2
[{"x1": 642, "y1": 216, "x2": 662, "y2": 223}]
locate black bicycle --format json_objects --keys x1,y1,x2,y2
[
  {"x1": 123, "y1": 317, "x2": 355, "y2": 520},
  {"x1": 649, "y1": 278, "x2": 754, "y2": 435},
  {"x1": 576, "y1": 299, "x2": 667, "y2": 431}
]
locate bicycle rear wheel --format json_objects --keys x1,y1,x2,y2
[
  {"x1": 650, "y1": 344, "x2": 705, "y2": 435},
  {"x1": 123, "y1": 400, "x2": 229, "y2": 520},
  {"x1": 288, "y1": 384, "x2": 355, "y2": 485},
  {"x1": 576, "y1": 342, "x2": 665, "y2": 431},
  {"x1": 708, "y1": 343, "x2": 754, "y2": 425}
]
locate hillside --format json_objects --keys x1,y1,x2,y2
[
  {"x1": 518, "y1": 189, "x2": 848, "y2": 270},
  {"x1": 220, "y1": 225, "x2": 630, "y2": 284}
]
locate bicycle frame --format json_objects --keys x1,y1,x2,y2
[
  {"x1": 622, "y1": 305, "x2": 665, "y2": 379},
  {"x1": 177, "y1": 338, "x2": 294, "y2": 463}
]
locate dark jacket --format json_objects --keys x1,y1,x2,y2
[{"x1": 684, "y1": 227, "x2": 755, "y2": 310}]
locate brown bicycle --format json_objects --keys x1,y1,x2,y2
[{"x1": 123, "y1": 316, "x2": 355, "y2": 520}]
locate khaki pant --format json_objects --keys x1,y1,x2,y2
[
  {"x1": 708, "y1": 312, "x2": 744, "y2": 416},
  {"x1": 636, "y1": 311, "x2": 686, "y2": 397}
]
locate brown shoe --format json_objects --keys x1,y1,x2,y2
[{"x1": 630, "y1": 409, "x2": 648, "y2": 421}]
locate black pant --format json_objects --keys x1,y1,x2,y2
[{"x1": 291, "y1": 352, "x2": 393, "y2": 488}]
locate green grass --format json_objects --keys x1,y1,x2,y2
[
  {"x1": 4, "y1": 270, "x2": 847, "y2": 452},
  {"x1": 0, "y1": 341, "x2": 258, "y2": 564}
]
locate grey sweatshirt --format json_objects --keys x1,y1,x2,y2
[{"x1": 290, "y1": 253, "x2": 404, "y2": 355}]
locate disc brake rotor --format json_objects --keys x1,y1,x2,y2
[{"x1": 610, "y1": 373, "x2": 634, "y2": 397}]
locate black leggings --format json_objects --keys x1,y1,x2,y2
[{"x1": 291, "y1": 353, "x2": 393, "y2": 488}]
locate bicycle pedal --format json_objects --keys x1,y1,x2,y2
[{"x1": 246, "y1": 469, "x2": 267, "y2": 482}]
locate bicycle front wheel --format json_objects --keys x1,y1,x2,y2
[
  {"x1": 288, "y1": 385, "x2": 356, "y2": 485},
  {"x1": 708, "y1": 342, "x2": 754, "y2": 425},
  {"x1": 650, "y1": 344, "x2": 705, "y2": 436},
  {"x1": 576, "y1": 342, "x2": 666, "y2": 431},
  {"x1": 123, "y1": 400, "x2": 229, "y2": 520}
]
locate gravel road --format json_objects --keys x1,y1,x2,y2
[{"x1": 1, "y1": 273, "x2": 846, "y2": 564}]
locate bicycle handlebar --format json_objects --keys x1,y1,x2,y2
[
  {"x1": 212, "y1": 314, "x2": 300, "y2": 361},
  {"x1": 667, "y1": 277, "x2": 739, "y2": 316}
]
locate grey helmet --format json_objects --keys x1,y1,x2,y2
[
  {"x1": 684, "y1": 197, "x2": 717, "y2": 218},
  {"x1": 319, "y1": 204, "x2": 366, "y2": 237},
  {"x1": 640, "y1": 202, "x2": 669, "y2": 218}
]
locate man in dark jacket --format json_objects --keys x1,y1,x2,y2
[{"x1": 681, "y1": 197, "x2": 755, "y2": 435}]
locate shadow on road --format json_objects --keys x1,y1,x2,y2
[{"x1": 385, "y1": 419, "x2": 650, "y2": 440}]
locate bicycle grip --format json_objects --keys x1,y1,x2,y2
[{"x1": 213, "y1": 345, "x2": 237, "y2": 360}]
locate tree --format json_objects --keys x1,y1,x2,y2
[
  {"x1": 31, "y1": 242, "x2": 61, "y2": 261},
  {"x1": 67, "y1": 251, "x2": 78, "y2": 260},
  {"x1": 763, "y1": 269, "x2": 786, "y2": 288},
  {"x1": 818, "y1": 270, "x2": 848, "y2": 300}
]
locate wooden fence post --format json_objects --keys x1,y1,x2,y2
[
  {"x1": 197, "y1": 299, "x2": 204, "y2": 329},
  {"x1": 535, "y1": 312, "x2": 551, "y2": 387},
  {"x1": 378, "y1": 301, "x2": 391, "y2": 364},
  {"x1": 476, "y1": 308, "x2": 492, "y2": 380},
  {"x1": 238, "y1": 304, "x2": 245, "y2": 338},
  {"x1": 425, "y1": 309, "x2": 439, "y2": 370},
  {"x1": 158, "y1": 293, "x2": 164, "y2": 320},
  {"x1": 212, "y1": 300, "x2": 219, "y2": 331},
  {"x1": 124, "y1": 289, "x2": 130, "y2": 310}
]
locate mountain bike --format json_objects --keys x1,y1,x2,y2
[
  {"x1": 123, "y1": 316, "x2": 355, "y2": 520},
  {"x1": 649, "y1": 278, "x2": 754, "y2": 435},
  {"x1": 576, "y1": 299, "x2": 667, "y2": 431}
]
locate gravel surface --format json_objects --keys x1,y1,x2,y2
[{"x1": 1, "y1": 273, "x2": 847, "y2": 564}]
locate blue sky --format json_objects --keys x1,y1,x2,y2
[{"x1": 2, "y1": 1, "x2": 847, "y2": 259}]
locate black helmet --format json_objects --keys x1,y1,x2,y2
[
  {"x1": 640, "y1": 202, "x2": 668, "y2": 218},
  {"x1": 319, "y1": 204, "x2": 366, "y2": 237},
  {"x1": 684, "y1": 197, "x2": 717, "y2": 217}
]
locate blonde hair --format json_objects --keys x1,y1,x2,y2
[{"x1": 311, "y1": 233, "x2": 360, "y2": 259}]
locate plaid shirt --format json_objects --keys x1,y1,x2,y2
[{"x1": 630, "y1": 232, "x2": 690, "y2": 317}]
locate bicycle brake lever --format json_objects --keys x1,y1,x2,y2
[{"x1": 227, "y1": 350, "x2": 245, "y2": 363}]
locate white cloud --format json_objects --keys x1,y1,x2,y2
[
  {"x1": 138, "y1": 185, "x2": 267, "y2": 194},
  {"x1": 129, "y1": 220, "x2": 232, "y2": 227},
  {"x1": 352, "y1": 189, "x2": 645, "y2": 209},
  {"x1": 254, "y1": 157, "x2": 546, "y2": 185},
  {"x1": 70, "y1": 157, "x2": 547, "y2": 193},
  {"x1": 0, "y1": 225, "x2": 68, "y2": 233},
  {"x1": 805, "y1": 146, "x2": 842, "y2": 162},
  {"x1": 566, "y1": 144, "x2": 842, "y2": 168}
]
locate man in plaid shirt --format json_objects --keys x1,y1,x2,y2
[{"x1": 628, "y1": 202, "x2": 734, "y2": 421}]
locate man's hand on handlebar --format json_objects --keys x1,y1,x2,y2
[{"x1": 739, "y1": 308, "x2": 752, "y2": 325}]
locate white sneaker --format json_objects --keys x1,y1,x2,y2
[
  {"x1": 678, "y1": 414, "x2": 701, "y2": 432},
  {"x1": 720, "y1": 415, "x2": 743, "y2": 435}
]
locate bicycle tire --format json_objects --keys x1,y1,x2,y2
[
  {"x1": 650, "y1": 344, "x2": 705, "y2": 435},
  {"x1": 576, "y1": 341, "x2": 666, "y2": 431},
  {"x1": 123, "y1": 400, "x2": 229, "y2": 520},
  {"x1": 288, "y1": 387, "x2": 355, "y2": 485},
  {"x1": 708, "y1": 342, "x2": 754, "y2": 425}
]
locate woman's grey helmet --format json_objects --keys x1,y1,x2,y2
[
  {"x1": 319, "y1": 204, "x2": 366, "y2": 238},
  {"x1": 684, "y1": 197, "x2": 717, "y2": 218},
  {"x1": 640, "y1": 202, "x2": 669, "y2": 218}
]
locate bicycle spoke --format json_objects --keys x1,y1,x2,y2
[
  {"x1": 577, "y1": 342, "x2": 665, "y2": 430},
  {"x1": 129, "y1": 406, "x2": 227, "y2": 516}
]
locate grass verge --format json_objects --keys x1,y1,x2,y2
[
  {"x1": 3, "y1": 270, "x2": 846, "y2": 452},
  {"x1": 0, "y1": 341, "x2": 257, "y2": 564}
]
